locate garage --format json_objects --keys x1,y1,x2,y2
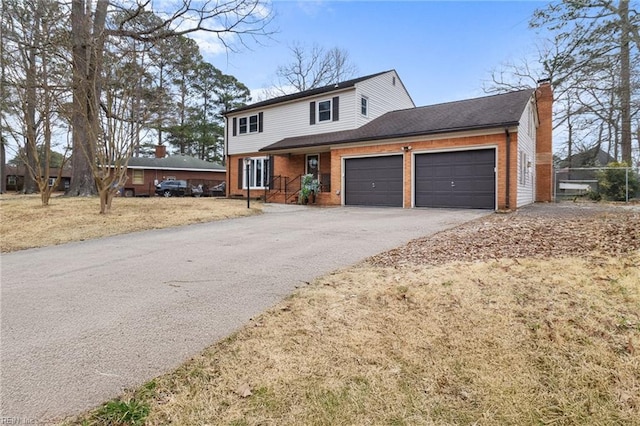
[
  {"x1": 415, "y1": 149, "x2": 496, "y2": 209},
  {"x1": 344, "y1": 155, "x2": 403, "y2": 207}
]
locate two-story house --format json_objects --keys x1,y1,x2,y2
[{"x1": 224, "y1": 70, "x2": 553, "y2": 210}]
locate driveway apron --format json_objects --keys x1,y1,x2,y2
[{"x1": 0, "y1": 205, "x2": 489, "y2": 421}]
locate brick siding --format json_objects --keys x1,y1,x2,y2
[{"x1": 535, "y1": 82, "x2": 554, "y2": 202}]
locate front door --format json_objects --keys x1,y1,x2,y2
[{"x1": 306, "y1": 154, "x2": 319, "y2": 180}]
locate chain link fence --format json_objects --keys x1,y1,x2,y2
[{"x1": 554, "y1": 167, "x2": 640, "y2": 202}]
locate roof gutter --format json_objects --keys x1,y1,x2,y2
[
  {"x1": 259, "y1": 122, "x2": 520, "y2": 153},
  {"x1": 225, "y1": 86, "x2": 357, "y2": 116}
]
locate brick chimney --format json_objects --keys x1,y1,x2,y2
[
  {"x1": 535, "y1": 79, "x2": 553, "y2": 202},
  {"x1": 155, "y1": 145, "x2": 166, "y2": 159}
]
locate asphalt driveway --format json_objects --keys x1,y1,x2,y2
[{"x1": 0, "y1": 205, "x2": 489, "y2": 421}]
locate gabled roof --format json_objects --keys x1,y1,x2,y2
[
  {"x1": 259, "y1": 89, "x2": 535, "y2": 152},
  {"x1": 5, "y1": 165, "x2": 72, "y2": 178},
  {"x1": 127, "y1": 155, "x2": 225, "y2": 171},
  {"x1": 557, "y1": 147, "x2": 616, "y2": 168},
  {"x1": 226, "y1": 70, "x2": 394, "y2": 115}
]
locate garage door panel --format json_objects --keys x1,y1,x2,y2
[
  {"x1": 415, "y1": 149, "x2": 495, "y2": 209},
  {"x1": 421, "y1": 179, "x2": 451, "y2": 193},
  {"x1": 345, "y1": 156, "x2": 403, "y2": 207},
  {"x1": 452, "y1": 177, "x2": 494, "y2": 192}
]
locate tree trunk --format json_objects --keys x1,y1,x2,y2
[
  {"x1": 23, "y1": 4, "x2": 40, "y2": 195},
  {"x1": 0, "y1": 3, "x2": 6, "y2": 194},
  {"x1": 0, "y1": 138, "x2": 5, "y2": 194},
  {"x1": 40, "y1": 5, "x2": 53, "y2": 207},
  {"x1": 69, "y1": 0, "x2": 94, "y2": 196},
  {"x1": 68, "y1": 0, "x2": 108, "y2": 196},
  {"x1": 157, "y1": 61, "x2": 164, "y2": 147},
  {"x1": 566, "y1": 94, "x2": 573, "y2": 168},
  {"x1": 619, "y1": 0, "x2": 632, "y2": 165},
  {"x1": 98, "y1": 187, "x2": 115, "y2": 214}
]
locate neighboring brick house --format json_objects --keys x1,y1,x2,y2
[
  {"x1": 3, "y1": 146, "x2": 225, "y2": 196},
  {"x1": 121, "y1": 145, "x2": 226, "y2": 197},
  {"x1": 225, "y1": 70, "x2": 552, "y2": 210},
  {"x1": 4, "y1": 165, "x2": 72, "y2": 192}
]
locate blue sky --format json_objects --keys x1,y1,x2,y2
[{"x1": 204, "y1": 1, "x2": 548, "y2": 107}]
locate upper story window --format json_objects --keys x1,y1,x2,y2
[
  {"x1": 318, "y1": 100, "x2": 332, "y2": 122},
  {"x1": 239, "y1": 117, "x2": 248, "y2": 134},
  {"x1": 310, "y1": 96, "x2": 339, "y2": 125},
  {"x1": 361, "y1": 96, "x2": 368, "y2": 116},
  {"x1": 233, "y1": 112, "x2": 263, "y2": 136},
  {"x1": 249, "y1": 115, "x2": 259, "y2": 132}
]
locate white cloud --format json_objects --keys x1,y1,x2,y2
[
  {"x1": 189, "y1": 32, "x2": 233, "y2": 57},
  {"x1": 293, "y1": 0, "x2": 332, "y2": 17},
  {"x1": 152, "y1": 0, "x2": 273, "y2": 57}
]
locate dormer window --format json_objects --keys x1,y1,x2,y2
[{"x1": 361, "y1": 96, "x2": 368, "y2": 117}]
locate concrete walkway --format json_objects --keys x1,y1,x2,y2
[{"x1": 0, "y1": 205, "x2": 489, "y2": 421}]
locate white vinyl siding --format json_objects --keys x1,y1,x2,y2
[
  {"x1": 228, "y1": 90, "x2": 357, "y2": 155},
  {"x1": 354, "y1": 70, "x2": 415, "y2": 127},
  {"x1": 227, "y1": 71, "x2": 415, "y2": 155},
  {"x1": 516, "y1": 99, "x2": 537, "y2": 207}
]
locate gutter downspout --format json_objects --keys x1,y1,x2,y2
[
  {"x1": 505, "y1": 128, "x2": 511, "y2": 210},
  {"x1": 225, "y1": 115, "x2": 230, "y2": 194}
]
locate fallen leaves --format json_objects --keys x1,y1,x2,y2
[
  {"x1": 235, "y1": 383, "x2": 252, "y2": 398},
  {"x1": 370, "y1": 204, "x2": 640, "y2": 267}
]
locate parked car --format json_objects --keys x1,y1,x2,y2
[
  {"x1": 208, "y1": 181, "x2": 226, "y2": 197},
  {"x1": 155, "y1": 180, "x2": 188, "y2": 197}
]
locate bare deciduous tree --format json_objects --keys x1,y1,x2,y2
[
  {"x1": 530, "y1": 0, "x2": 639, "y2": 165},
  {"x1": 265, "y1": 42, "x2": 357, "y2": 97},
  {"x1": 68, "y1": 0, "x2": 273, "y2": 198},
  {"x1": 92, "y1": 55, "x2": 147, "y2": 214},
  {"x1": 1, "y1": 0, "x2": 71, "y2": 204},
  {"x1": 487, "y1": 0, "x2": 639, "y2": 167}
]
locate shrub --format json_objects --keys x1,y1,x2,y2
[
  {"x1": 299, "y1": 174, "x2": 319, "y2": 204},
  {"x1": 588, "y1": 190, "x2": 602, "y2": 201},
  {"x1": 596, "y1": 162, "x2": 640, "y2": 201}
]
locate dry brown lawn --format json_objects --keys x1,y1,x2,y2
[
  {"x1": 0, "y1": 194, "x2": 262, "y2": 253},
  {"x1": 66, "y1": 204, "x2": 640, "y2": 426}
]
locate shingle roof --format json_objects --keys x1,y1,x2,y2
[
  {"x1": 226, "y1": 70, "x2": 393, "y2": 115},
  {"x1": 259, "y1": 89, "x2": 535, "y2": 152},
  {"x1": 558, "y1": 147, "x2": 617, "y2": 168},
  {"x1": 127, "y1": 155, "x2": 225, "y2": 171}
]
